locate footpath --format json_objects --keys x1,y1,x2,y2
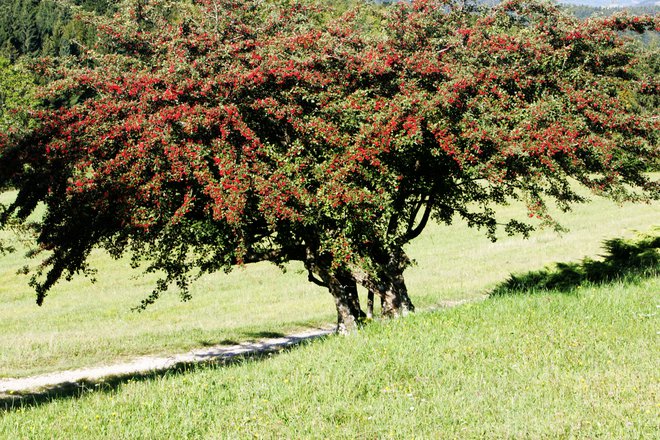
[
  {"x1": 0, "y1": 299, "x2": 478, "y2": 408},
  {"x1": 0, "y1": 325, "x2": 334, "y2": 406}
]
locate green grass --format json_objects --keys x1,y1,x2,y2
[
  {"x1": 490, "y1": 231, "x2": 659, "y2": 295},
  {"x1": 1, "y1": 277, "x2": 658, "y2": 438},
  {"x1": 0, "y1": 188, "x2": 658, "y2": 377}
]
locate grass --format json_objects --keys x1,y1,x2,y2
[
  {"x1": 490, "y1": 230, "x2": 659, "y2": 295},
  {"x1": 0, "y1": 187, "x2": 658, "y2": 377},
  {"x1": 1, "y1": 277, "x2": 658, "y2": 438}
]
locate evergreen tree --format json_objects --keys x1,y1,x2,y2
[{"x1": 0, "y1": 0, "x2": 111, "y2": 59}]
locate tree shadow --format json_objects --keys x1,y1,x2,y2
[
  {"x1": 242, "y1": 331, "x2": 286, "y2": 339},
  {"x1": 490, "y1": 231, "x2": 659, "y2": 296},
  {"x1": 0, "y1": 330, "x2": 331, "y2": 412},
  {"x1": 199, "y1": 339, "x2": 239, "y2": 347},
  {"x1": 197, "y1": 331, "x2": 288, "y2": 347}
]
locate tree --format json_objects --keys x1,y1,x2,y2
[
  {"x1": 326, "y1": 0, "x2": 660, "y2": 319},
  {"x1": 0, "y1": 0, "x2": 112, "y2": 59},
  {"x1": 0, "y1": 0, "x2": 657, "y2": 332},
  {"x1": 0, "y1": 56, "x2": 37, "y2": 133}
]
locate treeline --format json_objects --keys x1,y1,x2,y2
[
  {"x1": 0, "y1": 0, "x2": 112, "y2": 133},
  {"x1": 0, "y1": 0, "x2": 112, "y2": 60},
  {"x1": 1, "y1": 1, "x2": 659, "y2": 60}
]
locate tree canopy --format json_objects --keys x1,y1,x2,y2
[
  {"x1": 0, "y1": 0, "x2": 658, "y2": 332},
  {"x1": 0, "y1": 56, "x2": 38, "y2": 133},
  {"x1": 0, "y1": 0, "x2": 113, "y2": 60}
]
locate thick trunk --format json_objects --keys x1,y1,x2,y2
[
  {"x1": 379, "y1": 281, "x2": 403, "y2": 317},
  {"x1": 380, "y1": 270, "x2": 414, "y2": 317},
  {"x1": 327, "y1": 271, "x2": 365, "y2": 334},
  {"x1": 303, "y1": 244, "x2": 365, "y2": 333},
  {"x1": 353, "y1": 248, "x2": 415, "y2": 318},
  {"x1": 353, "y1": 271, "x2": 415, "y2": 318},
  {"x1": 387, "y1": 248, "x2": 415, "y2": 315}
]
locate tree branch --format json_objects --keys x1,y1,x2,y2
[
  {"x1": 404, "y1": 194, "x2": 434, "y2": 241},
  {"x1": 307, "y1": 270, "x2": 328, "y2": 288},
  {"x1": 241, "y1": 244, "x2": 305, "y2": 264},
  {"x1": 406, "y1": 195, "x2": 427, "y2": 233}
]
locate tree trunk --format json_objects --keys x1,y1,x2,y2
[
  {"x1": 352, "y1": 268, "x2": 414, "y2": 318},
  {"x1": 389, "y1": 248, "x2": 415, "y2": 314},
  {"x1": 355, "y1": 247, "x2": 415, "y2": 318},
  {"x1": 366, "y1": 288, "x2": 387, "y2": 319},
  {"x1": 367, "y1": 289, "x2": 374, "y2": 319},
  {"x1": 327, "y1": 271, "x2": 365, "y2": 334},
  {"x1": 380, "y1": 269, "x2": 415, "y2": 317},
  {"x1": 303, "y1": 245, "x2": 365, "y2": 333},
  {"x1": 379, "y1": 280, "x2": 402, "y2": 317}
]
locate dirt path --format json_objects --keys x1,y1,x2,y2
[
  {"x1": 0, "y1": 298, "x2": 481, "y2": 405},
  {"x1": 0, "y1": 326, "x2": 335, "y2": 398}
]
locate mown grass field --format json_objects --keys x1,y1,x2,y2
[
  {"x1": 0, "y1": 188, "x2": 658, "y2": 378},
  {"x1": 1, "y1": 276, "x2": 658, "y2": 438}
]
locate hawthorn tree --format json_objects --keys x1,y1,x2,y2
[{"x1": 0, "y1": 0, "x2": 657, "y2": 332}]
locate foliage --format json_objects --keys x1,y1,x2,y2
[
  {"x1": 0, "y1": 56, "x2": 38, "y2": 132},
  {"x1": 490, "y1": 228, "x2": 660, "y2": 295},
  {"x1": 626, "y1": 33, "x2": 660, "y2": 143},
  {"x1": 320, "y1": 0, "x2": 660, "y2": 319},
  {"x1": 0, "y1": 0, "x2": 112, "y2": 60},
  {"x1": 0, "y1": 0, "x2": 657, "y2": 330}
]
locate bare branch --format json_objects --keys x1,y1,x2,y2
[{"x1": 307, "y1": 270, "x2": 327, "y2": 288}]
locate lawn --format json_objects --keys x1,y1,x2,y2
[
  {"x1": 1, "y1": 187, "x2": 658, "y2": 377},
  {"x1": 1, "y1": 276, "x2": 658, "y2": 438}
]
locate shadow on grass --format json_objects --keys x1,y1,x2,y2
[
  {"x1": 243, "y1": 331, "x2": 286, "y2": 339},
  {"x1": 197, "y1": 331, "x2": 287, "y2": 348},
  {"x1": 490, "y1": 231, "x2": 659, "y2": 296},
  {"x1": 199, "y1": 339, "x2": 239, "y2": 347},
  {"x1": 0, "y1": 330, "x2": 330, "y2": 413}
]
